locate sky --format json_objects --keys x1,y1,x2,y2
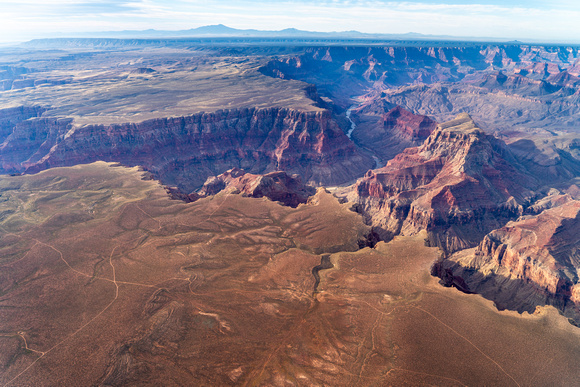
[{"x1": 0, "y1": 0, "x2": 579, "y2": 43}]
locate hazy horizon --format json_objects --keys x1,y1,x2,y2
[{"x1": 1, "y1": 1, "x2": 580, "y2": 45}]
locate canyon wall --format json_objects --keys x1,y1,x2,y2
[
  {"x1": 346, "y1": 113, "x2": 539, "y2": 253},
  {"x1": 350, "y1": 105, "x2": 437, "y2": 163},
  {"x1": 437, "y1": 198, "x2": 580, "y2": 324},
  {"x1": 0, "y1": 107, "x2": 373, "y2": 192}
]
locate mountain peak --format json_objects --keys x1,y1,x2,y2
[
  {"x1": 347, "y1": 113, "x2": 537, "y2": 251},
  {"x1": 437, "y1": 113, "x2": 481, "y2": 134},
  {"x1": 190, "y1": 24, "x2": 238, "y2": 34}
]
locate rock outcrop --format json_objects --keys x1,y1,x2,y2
[
  {"x1": 346, "y1": 113, "x2": 538, "y2": 252},
  {"x1": 350, "y1": 105, "x2": 437, "y2": 162},
  {"x1": 380, "y1": 106, "x2": 436, "y2": 141},
  {"x1": 0, "y1": 107, "x2": 373, "y2": 192},
  {"x1": 438, "y1": 199, "x2": 580, "y2": 324},
  {"x1": 260, "y1": 45, "x2": 580, "y2": 105},
  {"x1": 198, "y1": 168, "x2": 316, "y2": 207}
]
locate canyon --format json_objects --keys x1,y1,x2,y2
[
  {"x1": 437, "y1": 197, "x2": 580, "y2": 324},
  {"x1": 344, "y1": 113, "x2": 539, "y2": 252},
  {"x1": 1, "y1": 37, "x2": 580, "y2": 385},
  {"x1": 0, "y1": 106, "x2": 372, "y2": 192}
]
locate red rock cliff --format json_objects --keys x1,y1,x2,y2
[
  {"x1": 347, "y1": 113, "x2": 538, "y2": 252},
  {"x1": 199, "y1": 168, "x2": 316, "y2": 207},
  {"x1": 440, "y1": 199, "x2": 580, "y2": 323},
  {"x1": 0, "y1": 107, "x2": 373, "y2": 192}
]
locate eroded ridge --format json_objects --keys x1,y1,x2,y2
[{"x1": 0, "y1": 162, "x2": 578, "y2": 386}]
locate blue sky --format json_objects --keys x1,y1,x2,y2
[{"x1": 1, "y1": 0, "x2": 579, "y2": 43}]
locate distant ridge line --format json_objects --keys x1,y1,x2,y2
[{"x1": 24, "y1": 24, "x2": 555, "y2": 45}]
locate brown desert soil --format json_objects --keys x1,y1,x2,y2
[{"x1": 0, "y1": 162, "x2": 578, "y2": 386}]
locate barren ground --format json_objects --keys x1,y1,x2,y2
[
  {"x1": 0, "y1": 162, "x2": 578, "y2": 386},
  {"x1": 0, "y1": 47, "x2": 319, "y2": 126}
]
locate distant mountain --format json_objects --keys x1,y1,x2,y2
[{"x1": 54, "y1": 24, "x2": 520, "y2": 43}]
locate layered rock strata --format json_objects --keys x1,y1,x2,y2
[
  {"x1": 346, "y1": 113, "x2": 538, "y2": 253},
  {"x1": 350, "y1": 105, "x2": 437, "y2": 162},
  {"x1": 437, "y1": 199, "x2": 580, "y2": 323},
  {"x1": 199, "y1": 168, "x2": 316, "y2": 207},
  {"x1": 0, "y1": 107, "x2": 373, "y2": 192}
]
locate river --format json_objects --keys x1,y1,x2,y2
[
  {"x1": 346, "y1": 106, "x2": 357, "y2": 139},
  {"x1": 345, "y1": 105, "x2": 382, "y2": 169}
]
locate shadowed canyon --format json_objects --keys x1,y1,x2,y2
[{"x1": 1, "y1": 38, "x2": 580, "y2": 385}]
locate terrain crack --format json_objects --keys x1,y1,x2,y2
[{"x1": 312, "y1": 254, "x2": 334, "y2": 294}]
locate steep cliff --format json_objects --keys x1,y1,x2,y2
[
  {"x1": 0, "y1": 107, "x2": 373, "y2": 192},
  {"x1": 199, "y1": 168, "x2": 316, "y2": 207},
  {"x1": 350, "y1": 105, "x2": 437, "y2": 162},
  {"x1": 0, "y1": 106, "x2": 48, "y2": 142},
  {"x1": 260, "y1": 45, "x2": 580, "y2": 105},
  {"x1": 379, "y1": 106, "x2": 436, "y2": 140},
  {"x1": 438, "y1": 199, "x2": 580, "y2": 324},
  {"x1": 346, "y1": 113, "x2": 538, "y2": 252}
]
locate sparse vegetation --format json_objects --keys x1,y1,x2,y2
[{"x1": 0, "y1": 162, "x2": 578, "y2": 385}]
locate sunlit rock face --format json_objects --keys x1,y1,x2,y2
[
  {"x1": 347, "y1": 113, "x2": 538, "y2": 253},
  {"x1": 438, "y1": 199, "x2": 580, "y2": 324},
  {"x1": 198, "y1": 168, "x2": 316, "y2": 207},
  {"x1": 0, "y1": 107, "x2": 373, "y2": 192}
]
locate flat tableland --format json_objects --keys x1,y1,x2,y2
[{"x1": 0, "y1": 162, "x2": 578, "y2": 386}]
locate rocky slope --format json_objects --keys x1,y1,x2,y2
[
  {"x1": 350, "y1": 105, "x2": 437, "y2": 163},
  {"x1": 376, "y1": 105, "x2": 436, "y2": 141},
  {"x1": 198, "y1": 167, "x2": 316, "y2": 207},
  {"x1": 346, "y1": 113, "x2": 539, "y2": 253},
  {"x1": 0, "y1": 107, "x2": 373, "y2": 192},
  {"x1": 365, "y1": 64, "x2": 580, "y2": 139},
  {"x1": 260, "y1": 45, "x2": 580, "y2": 106},
  {"x1": 437, "y1": 198, "x2": 580, "y2": 324}
]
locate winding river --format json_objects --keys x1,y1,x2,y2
[
  {"x1": 346, "y1": 105, "x2": 382, "y2": 169},
  {"x1": 346, "y1": 106, "x2": 357, "y2": 139}
]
